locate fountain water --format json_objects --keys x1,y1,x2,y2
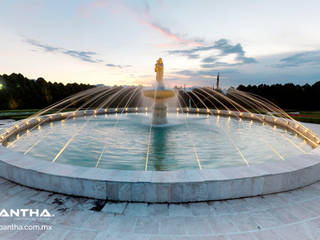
[{"x1": 0, "y1": 58, "x2": 320, "y2": 202}]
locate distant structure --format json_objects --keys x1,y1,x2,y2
[{"x1": 216, "y1": 72, "x2": 220, "y2": 90}]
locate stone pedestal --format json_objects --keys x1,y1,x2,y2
[{"x1": 152, "y1": 100, "x2": 167, "y2": 125}]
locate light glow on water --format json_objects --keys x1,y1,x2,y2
[{"x1": 8, "y1": 113, "x2": 313, "y2": 171}]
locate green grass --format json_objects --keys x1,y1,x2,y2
[
  {"x1": 0, "y1": 109, "x2": 41, "y2": 113},
  {"x1": 290, "y1": 117, "x2": 320, "y2": 124},
  {"x1": 0, "y1": 109, "x2": 77, "y2": 120},
  {"x1": 0, "y1": 109, "x2": 40, "y2": 120},
  {"x1": 288, "y1": 111, "x2": 320, "y2": 124},
  {"x1": 299, "y1": 112, "x2": 320, "y2": 116}
]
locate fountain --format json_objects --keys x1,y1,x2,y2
[
  {"x1": 0, "y1": 58, "x2": 320, "y2": 202},
  {"x1": 143, "y1": 58, "x2": 175, "y2": 124}
]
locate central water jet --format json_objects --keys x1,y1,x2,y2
[{"x1": 143, "y1": 58, "x2": 175, "y2": 124}]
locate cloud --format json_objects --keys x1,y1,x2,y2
[
  {"x1": 168, "y1": 38, "x2": 257, "y2": 67},
  {"x1": 165, "y1": 68, "x2": 241, "y2": 88},
  {"x1": 25, "y1": 38, "x2": 104, "y2": 64},
  {"x1": 105, "y1": 63, "x2": 131, "y2": 69},
  {"x1": 200, "y1": 60, "x2": 256, "y2": 68},
  {"x1": 128, "y1": 1, "x2": 204, "y2": 47},
  {"x1": 63, "y1": 50, "x2": 102, "y2": 63},
  {"x1": 175, "y1": 70, "x2": 198, "y2": 76},
  {"x1": 186, "y1": 54, "x2": 200, "y2": 59},
  {"x1": 25, "y1": 37, "x2": 132, "y2": 68},
  {"x1": 78, "y1": 0, "x2": 205, "y2": 48},
  {"x1": 201, "y1": 63, "x2": 231, "y2": 68},
  {"x1": 175, "y1": 68, "x2": 239, "y2": 78},
  {"x1": 25, "y1": 39, "x2": 60, "y2": 52},
  {"x1": 142, "y1": 21, "x2": 205, "y2": 47},
  {"x1": 202, "y1": 56, "x2": 217, "y2": 63},
  {"x1": 273, "y1": 50, "x2": 320, "y2": 68}
]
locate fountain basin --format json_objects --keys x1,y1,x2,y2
[{"x1": 0, "y1": 108, "x2": 319, "y2": 202}]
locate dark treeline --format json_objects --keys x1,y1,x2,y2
[
  {"x1": 176, "y1": 82, "x2": 320, "y2": 111},
  {"x1": 1, "y1": 73, "x2": 319, "y2": 111},
  {"x1": 237, "y1": 82, "x2": 320, "y2": 110},
  {"x1": 0, "y1": 73, "x2": 94, "y2": 109},
  {"x1": 0, "y1": 73, "x2": 143, "y2": 110}
]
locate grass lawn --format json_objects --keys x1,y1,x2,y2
[
  {"x1": 288, "y1": 112, "x2": 320, "y2": 124},
  {"x1": 0, "y1": 109, "x2": 76, "y2": 120},
  {"x1": 0, "y1": 109, "x2": 41, "y2": 120}
]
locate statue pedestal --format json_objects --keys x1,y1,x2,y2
[
  {"x1": 143, "y1": 89, "x2": 175, "y2": 125},
  {"x1": 152, "y1": 101, "x2": 168, "y2": 125}
]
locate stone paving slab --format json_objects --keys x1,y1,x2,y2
[
  {"x1": 0, "y1": 177, "x2": 319, "y2": 239},
  {"x1": 101, "y1": 202, "x2": 127, "y2": 214}
]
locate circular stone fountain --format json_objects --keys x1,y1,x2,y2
[{"x1": 0, "y1": 59, "x2": 320, "y2": 202}]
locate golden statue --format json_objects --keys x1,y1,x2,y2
[
  {"x1": 155, "y1": 58, "x2": 164, "y2": 86},
  {"x1": 143, "y1": 58, "x2": 175, "y2": 124}
]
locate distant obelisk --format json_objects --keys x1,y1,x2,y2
[{"x1": 216, "y1": 72, "x2": 220, "y2": 89}]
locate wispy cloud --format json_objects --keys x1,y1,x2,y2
[
  {"x1": 175, "y1": 68, "x2": 239, "y2": 78},
  {"x1": 25, "y1": 39, "x2": 60, "y2": 52},
  {"x1": 167, "y1": 68, "x2": 240, "y2": 87},
  {"x1": 77, "y1": 0, "x2": 205, "y2": 47},
  {"x1": 141, "y1": 20, "x2": 205, "y2": 47},
  {"x1": 273, "y1": 50, "x2": 320, "y2": 68},
  {"x1": 105, "y1": 63, "x2": 131, "y2": 69},
  {"x1": 25, "y1": 38, "x2": 127, "y2": 67},
  {"x1": 168, "y1": 38, "x2": 257, "y2": 67},
  {"x1": 63, "y1": 50, "x2": 103, "y2": 63},
  {"x1": 128, "y1": 0, "x2": 205, "y2": 47},
  {"x1": 202, "y1": 56, "x2": 217, "y2": 63},
  {"x1": 25, "y1": 38, "x2": 103, "y2": 63}
]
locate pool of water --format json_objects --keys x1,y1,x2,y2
[{"x1": 7, "y1": 113, "x2": 313, "y2": 171}]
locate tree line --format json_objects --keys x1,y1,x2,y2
[
  {"x1": 237, "y1": 82, "x2": 320, "y2": 110},
  {"x1": 0, "y1": 73, "x2": 94, "y2": 110}
]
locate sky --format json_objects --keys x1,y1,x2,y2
[{"x1": 1, "y1": 0, "x2": 320, "y2": 88}]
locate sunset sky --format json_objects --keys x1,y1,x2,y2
[{"x1": 1, "y1": 0, "x2": 320, "y2": 88}]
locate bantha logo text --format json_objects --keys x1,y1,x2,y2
[{"x1": 0, "y1": 209, "x2": 54, "y2": 218}]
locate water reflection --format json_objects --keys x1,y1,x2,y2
[{"x1": 148, "y1": 127, "x2": 172, "y2": 171}]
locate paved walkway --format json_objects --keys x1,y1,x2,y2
[
  {"x1": 1, "y1": 177, "x2": 320, "y2": 239},
  {"x1": 0, "y1": 122, "x2": 319, "y2": 239}
]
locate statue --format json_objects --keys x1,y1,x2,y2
[
  {"x1": 143, "y1": 58, "x2": 175, "y2": 124},
  {"x1": 155, "y1": 58, "x2": 164, "y2": 86}
]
